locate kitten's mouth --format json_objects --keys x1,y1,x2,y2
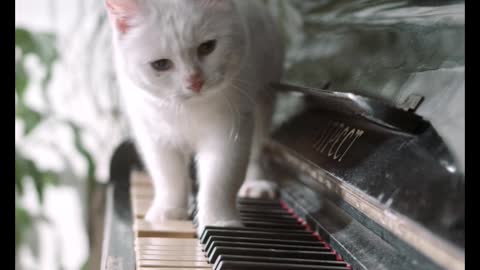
[
  {"x1": 176, "y1": 78, "x2": 224, "y2": 102},
  {"x1": 176, "y1": 90, "x2": 208, "y2": 102},
  {"x1": 177, "y1": 94, "x2": 195, "y2": 102}
]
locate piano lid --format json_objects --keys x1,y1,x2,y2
[
  {"x1": 269, "y1": 83, "x2": 465, "y2": 251},
  {"x1": 273, "y1": 83, "x2": 430, "y2": 134}
]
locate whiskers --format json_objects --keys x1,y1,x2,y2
[
  {"x1": 222, "y1": 93, "x2": 240, "y2": 143},
  {"x1": 221, "y1": 78, "x2": 259, "y2": 144},
  {"x1": 231, "y1": 79, "x2": 258, "y2": 106}
]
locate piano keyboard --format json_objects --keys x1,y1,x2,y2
[{"x1": 130, "y1": 171, "x2": 352, "y2": 270}]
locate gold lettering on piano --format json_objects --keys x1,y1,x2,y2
[{"x1": 313, "y1": 121, "x2": 365, "y2": 162}]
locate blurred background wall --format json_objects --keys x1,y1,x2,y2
[
  {"x1": 15, "y1": 1, "x2": 464, "y2": 270},
  {"x1": 16, "y1": 0, "x2": 127, "y2": 269}
]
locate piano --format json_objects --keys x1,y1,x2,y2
[{"x1": 100, "y1": 83, "x2": 464, "y2": 270}]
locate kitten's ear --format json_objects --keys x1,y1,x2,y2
[{"x1": 105, "y1": 0, "x2": 144, "y2": 34}]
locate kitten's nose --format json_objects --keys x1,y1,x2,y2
[{"x1": 187, "y1": 73, "x2": 204, "y2": 93}]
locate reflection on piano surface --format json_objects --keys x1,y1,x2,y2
[{"x1": 101, "y1": 83, "x2": 464, "y2": 270}]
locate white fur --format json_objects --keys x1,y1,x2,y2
[{"x1": 107, "y1": 0, "x2": 284, "y2": 232}]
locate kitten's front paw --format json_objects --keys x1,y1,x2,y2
[
  {"x1": 239, "y1": 179, "x2": 278, "y2": 199},
  {"x1": 144, "y1": 205, "x2": 189, "y2": 224}
]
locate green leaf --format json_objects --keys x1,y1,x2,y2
[
  {"x1": 15, "y1": 28, "x2": 59, "y2": 105},
  {"x1": 15, "y1": 153, "x2": 27, "y2": 196},
  {"x1": 15, "y1": 60, "x2": 28, "y2": 99},
  {"x1": 42, "y1": 171, "x2": 60, "y2": 186},
  {"x1": 65, "y1": 121, "x2": 98, "y2": 241},
  {"x1": 15, "y1": 150, "x2": 60, "y2": 204},
  {"x1": 15, "y1": 28, "x2": 58, "y2": 66},
  {"x1": 30, "y1": 165, "x2": 61, "y2": 204},
  {"x1": 80, "y1": 259, "x2": 90, "y2": 270},
  {"x1": 26, "y1": 159, "x2": 45, "y2": 203},
  {"x1": 33, "y1": 33, "x2": 58, "y2": 67},
  {"x1": 68, "y1": 122, "x2": 96, "y2": 184},
  {"x1": 41, "y1": 67, "x2": 54, "y2": 106},
  {"x1": 15, "y1": 205, "x2": 32, "y2": 250},
  {"x1": 15, "y1": 28, "x2": 36, "y2": 56},
  {"x1": 16, "y1": 104, "x2": 43, "y2": 136}
]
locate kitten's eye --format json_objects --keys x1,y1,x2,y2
[
  {"x1": 198, "y1": 40, "x2": 217, "y2": 57},
  {"x1": 151, "y1": 59, "x2": 173, "y2": 71}
]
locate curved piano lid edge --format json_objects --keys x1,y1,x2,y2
[
  {"x1": 272, "y1": 82, "x2": 431, "y2": 134},
  {"x1": 264, "y1": 141, "x2": 465, "y2": 270}
]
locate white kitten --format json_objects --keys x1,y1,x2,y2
[{"x1": 105, "y1": 0, "x2": 284, "y2": 231}]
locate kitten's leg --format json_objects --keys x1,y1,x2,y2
[
  {"x1": 195, "y1": 117, "x2": 254, "y2": 232},
  {"x1": 239, "y1": 92, "x2": 278, "y2": 199},
  {"x1": 143, "y1": 146, "x2": 191, "y2": 223}
]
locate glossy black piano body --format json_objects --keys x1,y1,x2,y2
[
  {"x1": 101, "y1": 83, "x2": 464, "y2": 270},
  {"x1": 264, "y1": 84, "x2": 464, "y2": 270}
]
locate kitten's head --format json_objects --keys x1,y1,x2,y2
[{"x1": 106, "y1": 0, "x2": 246, "y2": 102}]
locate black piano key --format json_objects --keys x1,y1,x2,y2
[
  {"x1": 239, "y1": 211, "x2": 293, "y2": 218},
  {"x1": 213, "y1": 255, "x2": 348, "y2": 270},
  {"x1": 204, "y1": 236, "x2": 326, "y2": 253},
  {"x1": 194, "y1": 199, "x2": 350, "y2": 270},
  {"x1": 194, "y1": 220, "x2": 304, "y2": 232},
  {"x1": 239, "y1": 213, "x2": 299, "y2": 221},
  {"x1": 240, "y1": 215, "x2": 301, "y2": 224},
  {"x1": 240, "y1": 213, "x2": 296, "y2": 220},
  {"x1": 200, "y1": 227, "x2": 315, "y2": 244},
  {"x1": 215, "y1": 260, "x2": 350, "y2": 270},
  {"x1": 194, "y1": 215, "x2": 302, "y2": 231},
  {"x1": 237, "y1": 205, "x2": 288, "y2": 213},
  {"x1": 242, "y1": 221, "x2": 306, "y2": 230},
  {"x1": 239, "y1": 209, "x2": 291, "y2": 215},
  {"x1": 237, "y1": 199, "x2": 281, "y2": 206},
  {"x1": 194, "y1": 197, "x2": 282, "y2": 207},
  {"x1": 240, "y1": 217, "x2": 301, "y2": 224},
  {"x1": 194, "y1": 205, "x2": 293, "y2": 225},
  {"x1": 237, "y1": 202, "x2": 283, "y2": 208},
  {"x1": 192, "y1": 215, "x2": 198, "y2": 226},
  {"x1": 209, "y1": 246, "x2": 337, "y2": 264},
  {"x1": 206, "y1": 241, "x2": 331, "y2": 257},
  {"x1": 191, "y1": 207, "x2": 198, "y2": 218},
  {"x1": 202, "y1": 230, "x2": 318, "y2": 248},
  {"x1": 240, "y1": 208, "x2": 291, "y2": 215},
  {"x1": 200, "y1": 226, "x2": 311, "y2": 239}
]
